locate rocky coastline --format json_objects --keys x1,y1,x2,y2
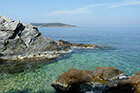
[
  {"x1": 0, "y1": 16, "x2": 139, "y2": 93},
  {"x1": 0, "y1": 16, "x2": 95, "y2": 61}
]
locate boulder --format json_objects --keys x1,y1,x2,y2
[
  {"x1": 93, "y1": 67, "x2": 125, "y2": 81},
  {"x1": 52, "y1": 67, "x2": 127, "y2": 93},
  {"x1": 52, "y1": 68, "x2": 94, "y2": 93},
  {"x1": 113, "y1": 71, "x2": 140, "y2": 93}
]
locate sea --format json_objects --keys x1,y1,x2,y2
[{"x1": 0, "y1": 27, "x2": 140, "y2": 93}]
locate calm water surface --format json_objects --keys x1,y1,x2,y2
[{"x1": 0, "y1": 27, "x2": 140, "y2": 93}]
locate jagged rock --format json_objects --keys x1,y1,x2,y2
[
  {"x1": 0, "y1": 16, "x2": 98, "y2": 61},
  {"x1": 52, "y1": 67, "x2": 127, "y2": 93},
  {"x1": 0, "y1": 16, "x2": 20, "y2": 31},
  {"x1": 0, "y1": 16, "x2": 72, "y2": 60}
]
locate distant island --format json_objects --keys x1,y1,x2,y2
[{"x1": 31, "y1": 23, "x2": 77, "y2": 27}]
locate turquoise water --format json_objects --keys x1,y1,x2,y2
[{"x1": 0, "y1": 27, "x2": 140, "y2": 93}]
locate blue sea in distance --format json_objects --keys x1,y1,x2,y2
[
  {"x1": 40, "y1": 27, "x2": 140, "y2": 75},
  {"x1": 0, "y1": 27, "x2": 140, "y2": 93}
]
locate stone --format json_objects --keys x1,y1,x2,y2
[
  {"x1": 52, "y1": 67, "x2": 127, "y2": 93},
  {"x1": 52, "y1": 68, "x2": 94, "y2": 93},
  {"x1": 115, "y1": 71, "x2": 140, "y2": 93},
  {"x1": 57, "y1": 40, "x2": 72, "y2": 46},
  {"x1": 0, "y1": 16, "x2": 20, "y2": 31},
  {"x1": 57, "y1": 40, "x2": 72, "y2": 51},
  {"x1": 93, "y1": 67, "x2": 124, "y2": 81}
]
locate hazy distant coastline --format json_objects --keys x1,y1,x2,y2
[{"x1": 31, "y1": 23, "x2": 77, "y2": 27}]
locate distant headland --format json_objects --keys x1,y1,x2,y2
[{"x1": 31, "y1": 23, "x2": 77, "y2": 27}]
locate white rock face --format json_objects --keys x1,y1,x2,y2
[{"x1": 0, "y1": 16, "x2": 20, "y2": 31}]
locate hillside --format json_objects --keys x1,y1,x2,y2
[{"x1": 31, "y1": 23, "x2": 77, "y2": 27}]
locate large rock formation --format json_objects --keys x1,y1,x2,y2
[
  {"x1": 0, "y1": 16, "x2": 98, "y2": 61},
  {"x1": 0, "y1": 16, "x2": 73, "y2": 60},
  {"x1": 52, "y1": 67, "x2": 128, "y2": 93}
]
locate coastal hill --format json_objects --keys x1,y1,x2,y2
[{"x1": 31, "y1": 23, "x2": 77, "y2": 27}]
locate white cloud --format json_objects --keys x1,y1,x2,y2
[
  {"x1": 109, "y1": 1, "x2": 140, "y2": 8},
  {"x1": 47, "y1": 1, "x2": 140, "y2": 16},
  {"x1": 47, "y1": 4, "x2": 106, "y2": 16}
]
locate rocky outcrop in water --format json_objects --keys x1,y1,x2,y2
[
  {"x1": 57, "y1": 40, "x2": 96, "y2": 49},
  {"x1": 0, "y1": 16, "x2": 98, "y2": 61},
  {"x1": 52, "y1": 67, "x2": 128, "y2": 93},
  {"x1": 0, "y1": 16, "x2": 72, "y2": 61}
]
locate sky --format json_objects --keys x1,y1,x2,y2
[{"x1": 0, "y1": 0, "x2": 140, "y2": 27}]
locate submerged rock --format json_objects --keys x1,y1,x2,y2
[{"x1": 52, "y1": 67, "x2": 127, "y2": 93}]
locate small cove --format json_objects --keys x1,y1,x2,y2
[{"x1": 0, "y1": 27, "x2": 140, "y2": 93}]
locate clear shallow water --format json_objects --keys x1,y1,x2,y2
[{"x1": 0, "y1": 27, "x2": 140, "y2": 93}]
